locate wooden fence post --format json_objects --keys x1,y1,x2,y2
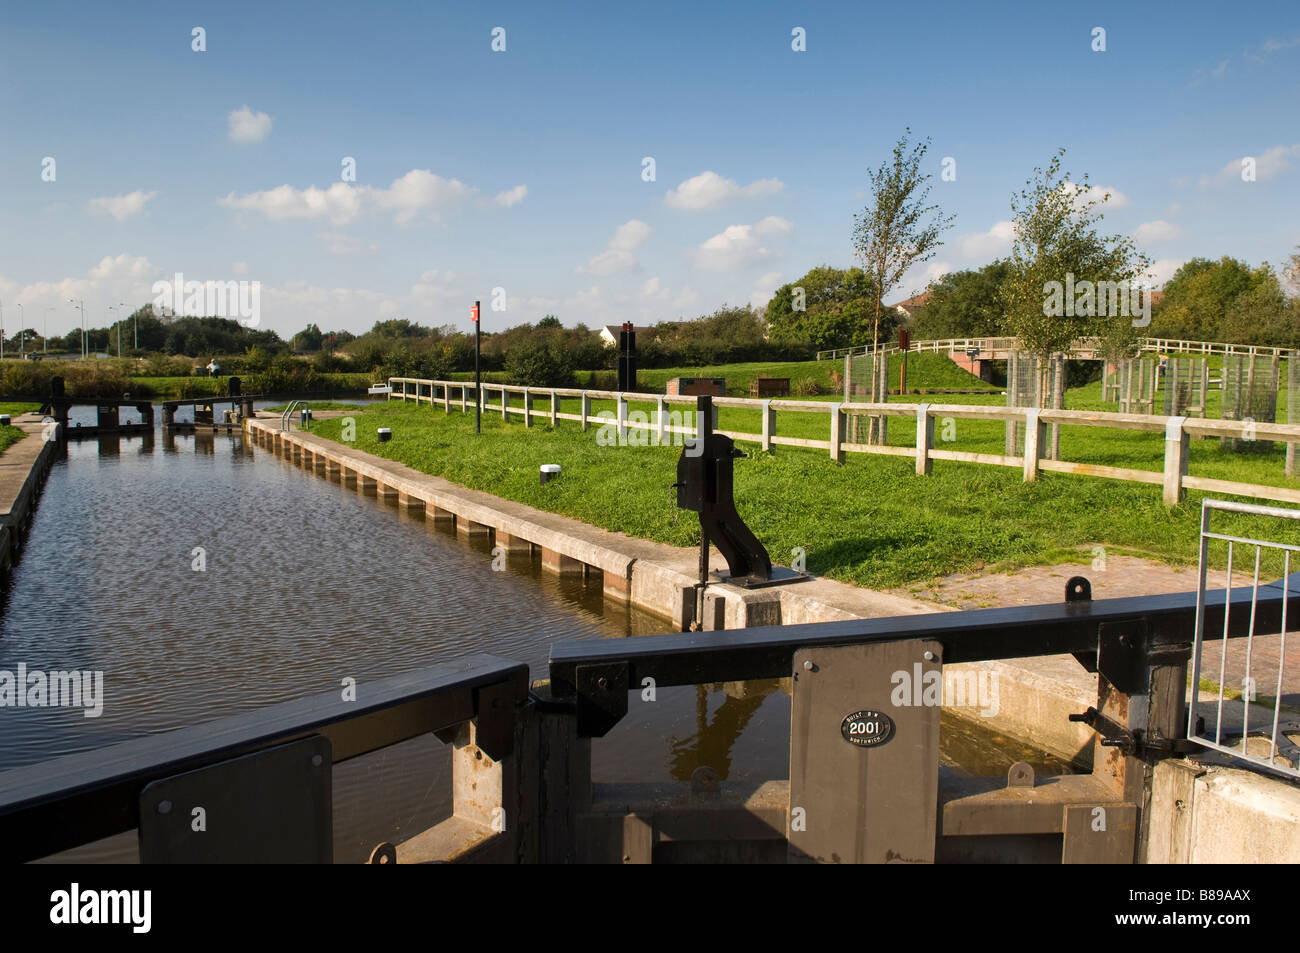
[
  {"x1": 761, "y1": 400, "x2": 774, "y2": 452},
  {"x1": 523, "y1": 388, "x2": 532, "y2": 428},
  {"x1": 500, "y1": 386, "x2": 508, "y2": 421},
  {"x1": 656, "y1": 397, "x2": 666, "y2": 446},
  {"x1": 550, "y1": 390, "x2": 559, "y2": 428},
  {"x1": 1022, "y1": 408, "x2": 1046, "y2": 481},
  {"x1": 915, "y1": 403, "x2": 933, "y2": 475},
  {"x1": 617, "y1": 394, "x2": 627, "y2": 442},
  {"x1": 1163, "y1": 416, "x2": 1189, "y2": 505},
  {"x1": 580, "y1": 392, "x2": 591, "y2": 431},
  {"x1": 829, "y1": 403, "x2": 845, "y2": 464}
]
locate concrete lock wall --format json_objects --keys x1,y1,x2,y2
[{"x1": 1147, "y1": 760, "x2": 1300, "y2": 863}]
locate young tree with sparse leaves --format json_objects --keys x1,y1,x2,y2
[
  {"x1": 999, "y1": 149, "x2": 1149, "y2": 401},
  {"x1": 852, "y1": 130, "x2": 955, "y2": 372}
]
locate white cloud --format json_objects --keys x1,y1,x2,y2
[
  {"x1": 318, "y1": 231, "x2": 378, "y2": 256},
  {"x1": 1198, "y1": 144, "x2": 1300, "y2": 186},
  {"x1": 956, "y1": 220, "x2": 1016, "y2": 259},
  {"x1": 664, "y1": 171, "x2": 784, "y2": 210},
  {"x1": 0, "y1": 254, "x2": 160, "y2": 338},
  {"x1": 748, "y1": 271, "x2": 783, "y2": 310},
  {"x1": 641, "y1": 277, "x2": 662, "y2": 297},
  {"x1": 1062, "y1": 180, "x2": 1129, "y2": 209},
  {"x1": 922, "y1": 261, "x2": 952, "y2": 284},
  {"x1": 672, "y1": 285, "x2": 700, "y2": 312},
  {"x1": 220, "y1": 182, "x2": 364, "y2": 225},
  {"x1": 219, "y1": 169, "x2": 474, "y2": 226},
  {"x1": 407, "y1": 269, "x2": 462, "y2": 302},
  {"x1": 228, "y1": 105, "x2": 272, "y2": 144},
  {"x1": 490, "y1": 184, "x2": 528, "y2": 208},
  {"x1": 86, "y1": 190, "x2": 157, "y2": 221},
  {"x1": 232, "y1": 261, "x2": 249, "y2": 275},
  {"x1": 370, "y1": 169, "x2": 472, "y2": 225},
  {"x1": 692, "y1": 216, "x2": 793, "y2": 271},
  {"x1": 1142, "y1": 258, "x2": 1185, "y2": 289},
  {"x1": 579, "y1": 219, "x2": 651, "y2": 275},
  {"x1": 1133, "y1": 220, "x2": 1181, "y2": 243},
  {"x1": 1210, "y1": 59, "x2": 1229, "y2": 79}
]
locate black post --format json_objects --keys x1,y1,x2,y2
[
  {"x1": 474, "y1": 299, "x2": 481, "y2": 434},
  {"x1": 696, "y1": 395, "x2": 712, "y2": 626}
]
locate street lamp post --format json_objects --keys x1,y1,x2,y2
[{"x1": 69, "y1": 299, "x2": 85, "y2": 358}]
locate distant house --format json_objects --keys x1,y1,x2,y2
[
  {"x1": 886, "y1": 292, "x2": 932, "y2": 319},
  {"x1": 599, "y1": 324, "x2": 652, "y2": 347}
]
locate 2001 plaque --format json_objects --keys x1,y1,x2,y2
[{"x1": 840, "y1": 710, "x2": 894, "y2": 747}]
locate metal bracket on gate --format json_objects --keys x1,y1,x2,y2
[
  {"x1": 1065, "y1": 576, "x2": 1099, "y2": 673},
  {"x1": 1068, "y1": 706, "x2": 1199, "y2": 760},
  {"x1": 574, "y1": 662, "x2": 629, "y2": 738},
  {"x1": 430, "y1": 678, "x2": 520, "y2": 762},
  {"x1": 1096, "y1": 620, "x2": 1149, "y2": 695},
  {"x1": 472, "y1": 680, "x2": 519, "y2": 762}
]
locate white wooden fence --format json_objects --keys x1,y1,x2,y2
[{"x1": 387, "y1": 377, "x2": 1300, "y2": 507}]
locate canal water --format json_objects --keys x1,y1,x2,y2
[{"x1": 1, "y1": 405, "x2": 1071, "y2": 863}]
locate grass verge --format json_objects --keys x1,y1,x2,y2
[{"x1": 308, "y1": 402, "x2": 1299, "y2": 589}]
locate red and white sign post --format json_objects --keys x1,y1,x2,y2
[{"x1": 472, "y1": 301, "x2": 481, "y2": 433}]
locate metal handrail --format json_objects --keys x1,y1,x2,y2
[{"x1": 281, "y1": 400, "x2": 306, "y2": 432}]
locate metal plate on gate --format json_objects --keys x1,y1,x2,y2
[
  {"x1": 138, "y1": 736, "x2": 332, "y2": 863},
  {"x1": 789, "y1": 641, "x2": 941, "y2": 864},
  {"x1": 840, "y1": 710, "x2": 894, "y2": 748}
]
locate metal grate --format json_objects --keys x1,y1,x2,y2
[
  {"x1": 1187, "y1": 498, "x2": 1300, "y2": 779},
  {"x1": 1005, "y1": 352, "x2": 1064, "y2": 456},
  {"x1": 846, "y1": 352, "x2": 889, "y2": 444},
  {"x1": 1162, "y1": 357, "x2": 1208, "y2": 417},
  {"x1": 1220, "y1": 353, "x2": 1280, "y2": 452},
  {"x1": 1287, "y1": 352, "x2": 1297, "y2": 426},
  {"x1": 1116, "y1": 357, "x2": 1156, "y2": 414}
]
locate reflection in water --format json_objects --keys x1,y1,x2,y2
[
  {"x1": 6, "y1": 408, "x2": 1071, "y2": 862},
  {"x1": 669, "y1": 681, "x2": 782, "y2": 782}
]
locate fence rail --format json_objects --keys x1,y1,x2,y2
[
  {"x1": 816, "y1": 337, "x2": 1297, "y2": 361},
  {"x1": 388, "y1": 377, "x2": 1300, "y2": 507}
]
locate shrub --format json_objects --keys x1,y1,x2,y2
[{"x1": 504, "y1": 339, "x2": 575, "y2": 387}]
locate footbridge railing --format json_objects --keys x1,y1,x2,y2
[{"x1": 816, "y1": 337, "x2": 1296, "y2": 361}]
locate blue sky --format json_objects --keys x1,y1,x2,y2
[{"x1": 2, "y1": 0, "x2": 1298, "y2": 341}]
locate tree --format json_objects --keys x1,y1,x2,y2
[
  {"x1": 1152, "y1": 257, "x2": 1282, "y2": 342},
  {"x1": 765, "y1": 266, "x2": 880, "y2": 351},
  {"x1": 536, "y1": 314, "x2": 562, "y2": 329},
  {"x1": 999, "y1": 149, "x2": 1148, "y2": 400},
  {"x1": 1222, "y1": 274, "x2": 1297, "y2": 348},
  {"x1": 505, "y1": 338, "x2": 575, "y2": 387},
  {"x1": 1283, "y1": 245, "x2": 1300, "y2": 297},
  {"x1": 295, "y1": 323, "x2": 324, "y2": 352},
  {"x1": 912, "y1": 261, "x2": 1013, "y2": 340},
  {"x1": 852, "y1": 129, "x2": 955, "y2": 368}
]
